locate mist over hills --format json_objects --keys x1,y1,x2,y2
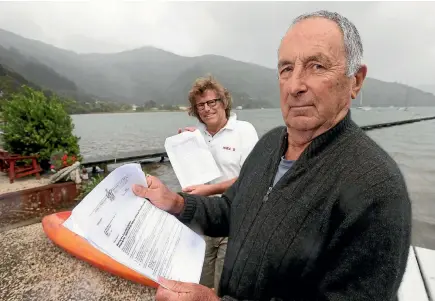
[
  {"x1": 0, "y1": 28, "x2": 434, "y2": 108},
  {"x1": 0, "y1": 62, "x2": 40, "y2": 100},
  {"x1": 418, "y1": 85, "x2": 435, "y2": 96}
]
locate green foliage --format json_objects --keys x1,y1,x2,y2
[
  {"x1": 0, "y1": 86, "x2": 81, "y2": 169},
  {"x1": 78, "y1": 174, "x2": 105, "y2": 200}
]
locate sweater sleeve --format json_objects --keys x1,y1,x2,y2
[
  {"x1": 219, "y1": 175, "x2": 411, "y2": 301},
  {"x1": 175, "y1": 178, "x2": 240, "y2": 237}
]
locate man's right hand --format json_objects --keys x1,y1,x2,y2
[
  {"x1": 132, "y1": 175, "x2": 185, "y2": 215},
  {"x1": 177, "y1": 127, "x2": 197, "y2": 134}
]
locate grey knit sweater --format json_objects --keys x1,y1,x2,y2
[{"x1": 178, "y1": 112, "x2": 412, "y2": 301}]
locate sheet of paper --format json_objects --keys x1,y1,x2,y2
[
  {"x1": 164, "y1": 129, "x2": 221, "y2": 189},
  {"x1": 63, "y1": 163, "x2": 206, "y2": 284}
]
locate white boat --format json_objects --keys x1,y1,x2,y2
[{"x1": 356, "y1": 90, "x2": 372, "y2": 111}]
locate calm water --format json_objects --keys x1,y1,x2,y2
[
  {"x1": 72, "y1": 107, "x2": 434, "y2": 158},
  {"x1": 72, "y1": 107, "x2": 435, "y2": 248}
]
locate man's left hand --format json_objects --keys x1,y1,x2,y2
[
  {"x1": 182, "y1": 184, "x2": 213, "y2": 196},
  {"x1": 156, "y1": 278, "x2": 219, "y2": 301}
]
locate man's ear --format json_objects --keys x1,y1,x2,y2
[{"x1": 351, "y1": 65, "x2": 367, "y2": 99}]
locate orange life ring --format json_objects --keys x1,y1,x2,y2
[{"x1": 42, "y1": 211, "x2": 158, "y2": 288}]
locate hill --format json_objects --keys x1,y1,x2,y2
[
  {"x1": 0, "y1": 63, "x2": 127, "y2": 114},
  {"x1": 0, "y1": 63, "x2": 40, "y2": 107},
  {"x1": 360, "y1": 79, "x2": 435, "y2": 107},
  {"x1": 418, "y1": 85, "x2": 435, "y2": 96},
  {"x1": 0, "y1": 28, "x2": 434, "y2": 108}
]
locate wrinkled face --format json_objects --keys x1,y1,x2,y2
[
  {"x1": 195, "y1": 89, "x2": 227, "y2": 126},
  {"x1": 278, "y1": 17, "x2": 363, "y2": 132}
]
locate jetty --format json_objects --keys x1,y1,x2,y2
[
  {"x1": 360, "y1": 115, "x2": 435, "y2": 131},
  {"x1": 82, "y1": 148, "x2": 168, "y2": 173}
]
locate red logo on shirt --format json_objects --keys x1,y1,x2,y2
[{"x1": 223, "y1": 146, "x2": 236, "y2": 151}]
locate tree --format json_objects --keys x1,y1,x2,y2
[
  {"x1": 144, "y1": 100, "x2": 157, "y2": 109},
  {"x1": 0, "y1": 86, "x2": 81, "y2": 170}
]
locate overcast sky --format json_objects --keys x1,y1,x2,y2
[{"x1": 0, "y1": 1, "x2": 434, "y2": 88}]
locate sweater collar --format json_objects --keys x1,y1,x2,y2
[{"x1": 280, "y1": 110, "x2": 355, "y2": 163}]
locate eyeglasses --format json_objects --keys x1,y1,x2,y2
[{"x1": 196, "y1": 99, "x2": 221, "y2": 111}]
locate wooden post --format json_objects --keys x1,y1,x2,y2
[
  {"x1": 32, "y1": 158, "x2": 41, "y2": 180},
  {"x1": 8, "y1": 158, "x2": 15, "y2": 184},
  {"x1": 102, "y1": 164, "x2": 108, "y2": 175}
]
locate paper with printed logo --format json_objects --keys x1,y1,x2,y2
[{"x1": 63, "y1": 163, "x2": 206, "y2": 284}]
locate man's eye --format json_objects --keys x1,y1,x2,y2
[
  {"x1": 313, "y1": 64, "x2": 324, "y2": 70},
  {"x1": 280, "y1": 66, "x2": 293, "y2": 74}
]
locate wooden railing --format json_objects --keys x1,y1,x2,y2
[{"x1": 82, "y1": 149, "x2": 168, "y2": 173}]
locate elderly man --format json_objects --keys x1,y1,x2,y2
[{"x1": 133, "y1": 10, "x2": 411, "y2": 301}]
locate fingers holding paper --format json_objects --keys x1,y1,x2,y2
[
  {"x1": 156, "y1": 278, "x2": 219, "y2": 301},
  {"x1": 177, "y1": 127, "x2": 197, "y2": 134},
  {"x1": 182, "y1": 184, "x2": 213, "y2": 196},
  {"x1": 132, "y1": 175, "x2": 185, "y2": 215}
]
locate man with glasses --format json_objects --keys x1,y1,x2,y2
[{"x1": 177, "y1": 75, "x2": 259, "y2": 292}]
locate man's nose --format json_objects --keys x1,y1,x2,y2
[
  {"x1": 286, "y1": 68, "x2": 308, "y2": 97},
  {"x1": 203, "y1": 104, "x2": 211, "y2": 112}
]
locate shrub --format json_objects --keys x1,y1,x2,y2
[
  {"x1": 78, "y1": 174, "x2": 105, "y2": 200},
  {"x1": 0, "y1": 86, "x2": 81, "y2": 170}
]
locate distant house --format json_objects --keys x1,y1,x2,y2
[
  {"x1": 132, "y1": 104, "x2": 137, "y2": 111},
  {"x1": 236, "y1": 106, "x2": 243, "y2": 110},
  {"x1": 179, "y1": 106, "x2": 188, "y2": 111}
]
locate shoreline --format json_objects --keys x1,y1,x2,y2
[
  {"x1": 68, "y1": 105, "x2": 435, "y2": 116},
  {"x1": 70, "y1": 109, "x2": 186, "y2": 116},
  {"x1": 69, "y1": 107, "x2": 274, "y2": 116}
]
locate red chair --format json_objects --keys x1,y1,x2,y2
[{"x1": 0, "y1": 150, "x2": 43, "y2": 184}]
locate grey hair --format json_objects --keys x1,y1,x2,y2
[{"x1": 291, "y1": 10, "x2": 363, "y2": 77}]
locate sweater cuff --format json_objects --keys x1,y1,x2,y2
[
  {"x1": 176, "y1": 192, "x2": 197, "y2": 223},
  {"x1": 220, "y1": 296, "x2": 237, "y2": 301}
]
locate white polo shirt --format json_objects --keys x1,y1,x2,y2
[{"x1": 196, "y1": 112, "x2": 259, "y2": 185}]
